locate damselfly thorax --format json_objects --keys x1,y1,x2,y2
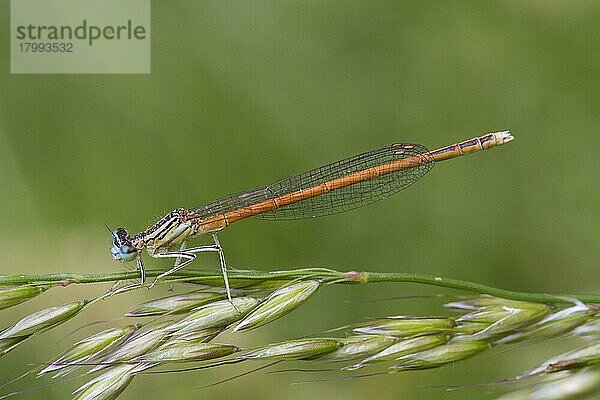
[{"x1": 111, "y1": 131, "x2": 514, "y2": 301}]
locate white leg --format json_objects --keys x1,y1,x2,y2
[
  {"x1": 138, "y1": 257, "x2": 146, "y2": 284},
  {"x1": 109, "y1": 257, "x2": 146, "y2": 295},
  {"x1": 175, "y1": 235, "x2": 234, "y2": 305},
  {"x1": 148, "y1": 241, "x2": 225, "y2": 287},
  {"x1": 173, "y1": 241, "x2": 187, "y2": 268},
  {"x1": 146, "y1": 235, "x2": 236, "y2": 310},
  {"x1": 211, "y1": 233, "x2": 234, "y2": 305},
  {"x1": 149, "y1": 252, "x2": 196, "y2": 288},
  {"x1": 169, "y1": 241, "x2": 188, "y2": 291}
]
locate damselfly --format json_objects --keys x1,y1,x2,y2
[{"x1": 111, "y1": 131, "x2": 514, "y2": 299}]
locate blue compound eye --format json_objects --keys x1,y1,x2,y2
[{"x1": 119, "y1": 244, "x2": 137, "y2": 262}]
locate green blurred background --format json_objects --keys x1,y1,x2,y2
[{"x1": 1, "y1": 1, "x2": 599, "y2": 399}]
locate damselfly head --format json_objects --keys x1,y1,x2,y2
[{"x1": 110, "y1": 228, "x2": 137, "y2": 262}]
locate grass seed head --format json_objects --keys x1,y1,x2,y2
[
  {"x1": 165, "y1": 327, "x2": 224, "y2": 343},
  {"x1": 239, "y1": 338, "x2": 343, "y2": 360},
  {"x1": 320, "y1": 335, "x2": 398, "y2": 362},
  {"x1": 497, "y1": 304, "x2": 595, "y2": 344},
  {"x1": 132, "y1": 342, "x2": 239, "y2": 363},
  {"x1": 353, "y1": 317, "x2": 455, "y2": 337},
  {"x1": 453, "y1": 321, "x2": 490, "y2": 335},
  {"x1": 233, "y1": 280, "x2": 321, "y2": 332},
  {"x1": 0, "y1": 335, "x2": 30, "y2": 356},
  {"x1": 0, "y1": 300, "x2": 85, "y2": 354},
  {"x1": 166, "y1": 297, "x2": 261, "y2": 334},
  {"x1": 446, "y1": 296, "x2": 542, "y2": 311},
  {"x1": 353, "y1": 334, "x2": 449, "y2": 368},
  {"x1": 455, "y1": 303, "x2": 549, "y2": 342},
  {"x1": 90, "y1": 322, "x2": 170, "y2": 373},
  {"x1": 125, "y1": 292, "x2": 225, "y2": 317},
  {"x1": 392, "y1": 340, "x2": 489, "y2": 370},
  {"x1": 0, "y1": 285, "x2": 48, "y2": 311},
  {"x1": 456, "y1": 307, "x2": 514, "y2": 324},
  {"x1": 73, "y1": 364, "x2": 140, "y2": 400},
  {"x1": 40, "y1": 325, "x2": 139, "y2": 377}
]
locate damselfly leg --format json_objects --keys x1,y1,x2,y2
[
  {"x1": 210, "y1": 233, "x2": 233, "y2": 305},
  {"x1": 150, "y1": 252, "x2": 197, "y2": 286},
  {"x1": 107, "y1": 258, "x2": 147, "y2": 296},
  {"x1": 166, "y1": 241, "x2": 188, "y2": 291},
  {"x1": 147, "y1": 234, "x2": 235, "y2": 304},
  {"x1": 173, "y1": 241, "x2": 187, "y2": 268}
]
